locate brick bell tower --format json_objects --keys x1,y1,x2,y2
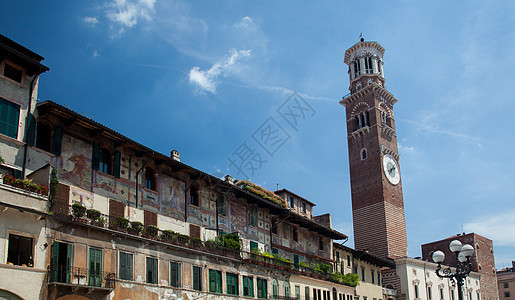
[{"x1": 339, "y1": 38, "x2": 408, "y2": 259}]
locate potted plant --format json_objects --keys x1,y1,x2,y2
[
  {"x1": 39, "y1": 185, "x2": 49, "y2": 195},
  {"x1": 160, "y1": 230, "x2": 176, "y2": 242},
  {"x1": 143, "y1": 225, "x2": 159, "y2": 238},
  {"x1": 2, "y1": 173, "x2": 14, "y2": 185},
  {"x1": 86, "y1": 209, "x2": 101, "y2": 221},
  {"x1": 72, "y1": 203, "x2": 87, "y2": 218},
  {"x1": 113, "y1": 216, "x2": 129, "y2": 230},
  {"x1": 129, "y1": 221, "x2": 144, "y2": 235}
]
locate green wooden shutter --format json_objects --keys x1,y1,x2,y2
[
  {"x1": 170, "y1": 262, "x2": 180, "y2": 287},
  {"x1": 89, "y1": 248, "x2": 102, "y2": 287},
  {"x1": 92, "y1": 141, "x2": 100, "y2": 170},
  {"x1": 127, "y1": 253, "x2": 133, "y2": 281},
  {"x1": 51, "y1": 126, "x2": 62, "y2": 156},
  {"x1": 66, "y1": 243, "x2": 72, "y2": 283},
  {"x1": 193, "y1": 266, "x2": 201, "y2": 291},
  {"x1": 25, "y1": 113, "x2": 36, "y2": 146},
  {"x1": 0, "y1": 99, "x2": 20, "y2": 139},
  {"x1": 119, "y1": 252, "x2": 126, "y2": 280},
  {"x1": 52, "y1": 241, "x2": 59, "y2": 282},
  {"x1": 113, "y1": 151, "x2": 121, "y2": 178}
]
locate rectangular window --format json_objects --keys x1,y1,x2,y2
[
  {"x1": 170, "y1": 261, "x2": 181, "y2": 287},
  {"x1": 301, "y1": 202, "x2": 307, "y2": 213},
  {"x1": 146, "y1": 257, "x2": 158, "y2": 284},
  {"x1": 190, "y1": 187, "x2": 199, "y2": 206},
  {"x1": 428, "y1": 286, "x2": 432, "y2": 300},
  {"x1": 414, "y1": 285, "x2": 419, "y2": 299},
  {"x1": 347, "y1": 255, "x2": 351, "y2": 267},
  {"x1": 3, "y1": 62, "x2": 23, "y2": 83},
  {"x1": 361, "y1": 267, "x2": 366, "y2": 282},
  {"x1": 209, "y1": 269, "x2": 222, "y2": 293},
  {"x1": 295, "y1": 285, "x2": 300, "y2": 300},
  {"x1": 505, "y1": 283, "x2": 509, "y2": 289},
  {"x1": 289, "y1": 196, "x2": 295, "y2": 208},
  {"x1": 271, "y1": 219, "x2": 278, "y2": 234},
  {"x1": 319, "y1": 237, "x2": 324, "y2": 250},
  {"x1": 505, "y1": 292, "x2": 511, "y2": 298},
  {"x1": 119, "y1": 252, "x2": 133, "y2": 281},
  {"x1": 219, "y1": 196, "x2": 227, "y2": 216},
  {"x1": 371, "y1": 270, "x2": 375, "y2": 284},
  {"x1": 377, "y1": 272, "x2": 381, "y2": 285},
  {"x1": 193, "y1": 266, "x2": 202, "y2": 291},
  {"x1": 249, "y1": 206, "x2": 257, "y2": 226},
  {"x1": 7, "y1": 234, "x2": 33, "y2": 267},
  {"x1": 257, "y1": 278, "x2": 267, "y2": 299},
  {"x1": 353, "y1": 265, "x2": 358, "y2": 274},
  {"x1": 250, "y1": 241, "x2": 259, "y2": 252},
  {"x1": 0, "y1": 98, "x2": 20, "y2": 139},
  {"x1": 293, "y1": 228, "x2": 298, "y2": 242},
  {"x1": 89, "y1": 248, "x2": 103, "y2": 287},
  {"x1": 305, "y1": 286, "x2": 310, "y2": 300},
  {"x1": 227, "y1": 273, "x2": 238, "y2": 295},
  {"x1": 440, "y1": 288, "x2": 444, "y2": 300},
  {"x1": 243, "y1": 276, "x2": 254, "y2": 297}
]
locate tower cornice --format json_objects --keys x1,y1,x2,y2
[
  {"x1": 339, "y1": 83, "x2": 398, "y2": 107},
  {"x1": 344, "y1": 41, "x2": 385, "y2": 65}
]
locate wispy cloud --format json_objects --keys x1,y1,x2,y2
[
  {"x1": 92, "y1": 50, "x2": 99, "y2": 58},
  {"x1": 464, "y1": 211, "x2": 515, "y2": 246},
  {"x1": 236, "y1": 16, "x2": 253, "y2": 28},
  {"x1": 84, "y1": 16, "x2": 99, "y2": 25},
  {"x1": 105, "y1": 0, "x2": 155, "y2": 30},
  {"x1": 188, "y1": 49, "x2": 252, "y2": 94}
]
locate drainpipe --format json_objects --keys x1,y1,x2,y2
[
  {"x1": 135, "y1": 151, "x2": 154, "y2": 208},
  {"x1": 22, "y1": 71, "x2": 41, "y2": 178}
]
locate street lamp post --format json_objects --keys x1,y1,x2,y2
[{"x1": 432, "y1": 240, "x2": 475, "y2": 300}]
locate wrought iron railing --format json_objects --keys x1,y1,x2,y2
[{"x1": 48, "y1": 265, "x2": 115, "y2": 289}]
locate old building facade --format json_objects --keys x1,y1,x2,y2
[{"x1": 497, "y1": 262, "x2": 515, "y2": 300}]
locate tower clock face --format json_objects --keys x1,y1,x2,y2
[{"x1": 382, "y1": 154, "x2": 400, "y2": 185}]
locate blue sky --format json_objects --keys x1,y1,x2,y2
[{"x1": 3, "y1": 0, "x2": 515, "y2": 268}]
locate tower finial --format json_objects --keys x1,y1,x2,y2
[{"x1": 359, "y1": 32, "x2": 364, "y2": 42}]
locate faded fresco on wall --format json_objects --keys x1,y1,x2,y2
[
  {"x1": 142, "y1": 189, "x2": 159, "y2": 211},
  {"x1": 188, "y1": 206, "x2": 202, "y2": 226},
  {"x1": 218, "y1": 216, "x2": 229, "y2": 233},
  {"x1": 58, "y1": 135, "x2": 92, "y2": 191},
  {"x1": 230, "y1": 200, "x2": 247, "y2": 238},
  {"x1": 92, "y1": 171, "x2": 132, "y2": 204},
  {"x1": 160, "y1": 176, "x2": 185, "y2": 220},
  {"x1": 70, "y1": 186, "x2": 94, "y2": 208}
]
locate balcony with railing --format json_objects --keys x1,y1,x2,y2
[
  {"x1": 47, "y1": 265, "x2": 115, "y2": 292},
  {"x1": 49, "y1": 203, "x2": 354, "y2": 287}
]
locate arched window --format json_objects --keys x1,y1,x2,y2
[
  {"x1": 35, "y1": 122, "x2": 52, "y2": 152},
  {"x1": 305, "y1": 286, "x2": 310, "y2": 300},
  {"x1": 361, "y1": 149, "x2": 367, "y2": 160},
  {"x1": 284, "y1": 282, "x2": 290, "y2": 298},
  {"x1": 353, "y1": 60, "x2": 361, "y2": 78},
  {"x1": 145, "y1": 167, "x2": 156, "y2": 191},
  {"x1": 272, "y1": 279, "x2": 278, "y2": 299},
  {"x1": 333, "y1": 287, "x2": 338, "y2": 300},
  {"x1": 99, "y1": 148, "x2": 112, "y2": 174},
  {"x1": 365, "y1": 57, "x2": 373, "y2": 74}
]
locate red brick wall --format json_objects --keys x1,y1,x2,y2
[{"x1": 421, "y1": 233, "x2": 499, "y2": 300}]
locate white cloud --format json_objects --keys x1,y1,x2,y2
[
  {"x1": 464, "y1": 211, "x2": 515, "y2": 246},
  {"x1": 92, "y1": 50, "x2": 99, "y2": 58},
  {"x1": 84, "y1": 16, "x2": 99, "y2": 24},
  {"x1": 188, "y1": 49, "x2": 252, "y2": 94},
  {"x1": 236, "y1": 16, "x2": 253, "y2": 28},
  {"x1": 105, "y1": 0, "x2": 155, "y2": 29}
]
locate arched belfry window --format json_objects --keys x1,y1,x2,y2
[
  {"x1": 353, "y1": 60, "x2": 361, "y2": 78},
  {"x1": 361, "y1": 149, "x2": 367, "y2": 160},
  {"x1": 365, "y1": 56, "x2": 373, "y2": 74},
  {"x1": 355, "y1": 111, "x2": 370, "y2": 130}
]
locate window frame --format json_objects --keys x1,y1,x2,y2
[
  {"x1": 189, "y1": 186, "x2": 199, "y2": 206},
  {"x1": 146, "y1": 256, "x2": 158, "y2": 284},
  {"x1": 257, "y1": 278, "x2": 267, "y2": 299},
  {"x1": 249, "y1": 206, "x2": 257, "y2": 227},
  {"x1": 209, "y1": 269, "x2": 222, "y2": 293},
  {"x1": 119, "y1": 251, "x2": 133, "y2": 281},
  {"x1": 243, "y1": 276, "x2": 254, "y2": 297},
  {"x1": 0, "y1": 97, "x2": 20, "y2": 139},
  {"x1": 1, "y1": 60, "x2": 25, "y2": 85},
  {"x1": 170, "y1": 261, "x2": 181, "y2": 287},
  {"x1": 226, "y1": 272, "x2": 239, "y2": 295},
  {"x1": 144, "y1": 167, "x2": 157, "y2": 191},
  {"x1": 192, "y1": 265, "x2": 202, "y2": 291},
  {"x1": 6, "y1": 232, "x2": 34, "y2": 267}
]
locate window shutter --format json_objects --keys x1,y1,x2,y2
[
  {"x1": 127, "y1": 253, "x2": 133, "y2": 281},
  {"x1": 92, "y1": 141, "x2": 100, "y2": 170},
  {"x1": 52, "y1": 126, "x2": 63, "y2": 156},
  {"x1": 25, "y1": 113, "x2": 36, "y2": 146},
  {"x1": 144, "y1": 210, "x2": 157, "y2": 227},
  {"x1": 193, "y1": 266, "x2": 200, "y2": 290},
  {"x1": 171, "y1": 262, "x2": 180, "y2": 287},
  {"x1": 119, "y1": 253, "x2": 126, "y2": 279},
  {"x1": 113, "y1": 151, "x2": 121, "y2": 178},
  {"x1": 190, "y1": 224, "x2": 201, "y2": 239}
]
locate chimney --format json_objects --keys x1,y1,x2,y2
[
  {"x1": 224, "y1": 175, "x2": 234, "y2": 185},
  {"x1": 171, "y1": 150, "x2": 180, "y2": 162}
]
